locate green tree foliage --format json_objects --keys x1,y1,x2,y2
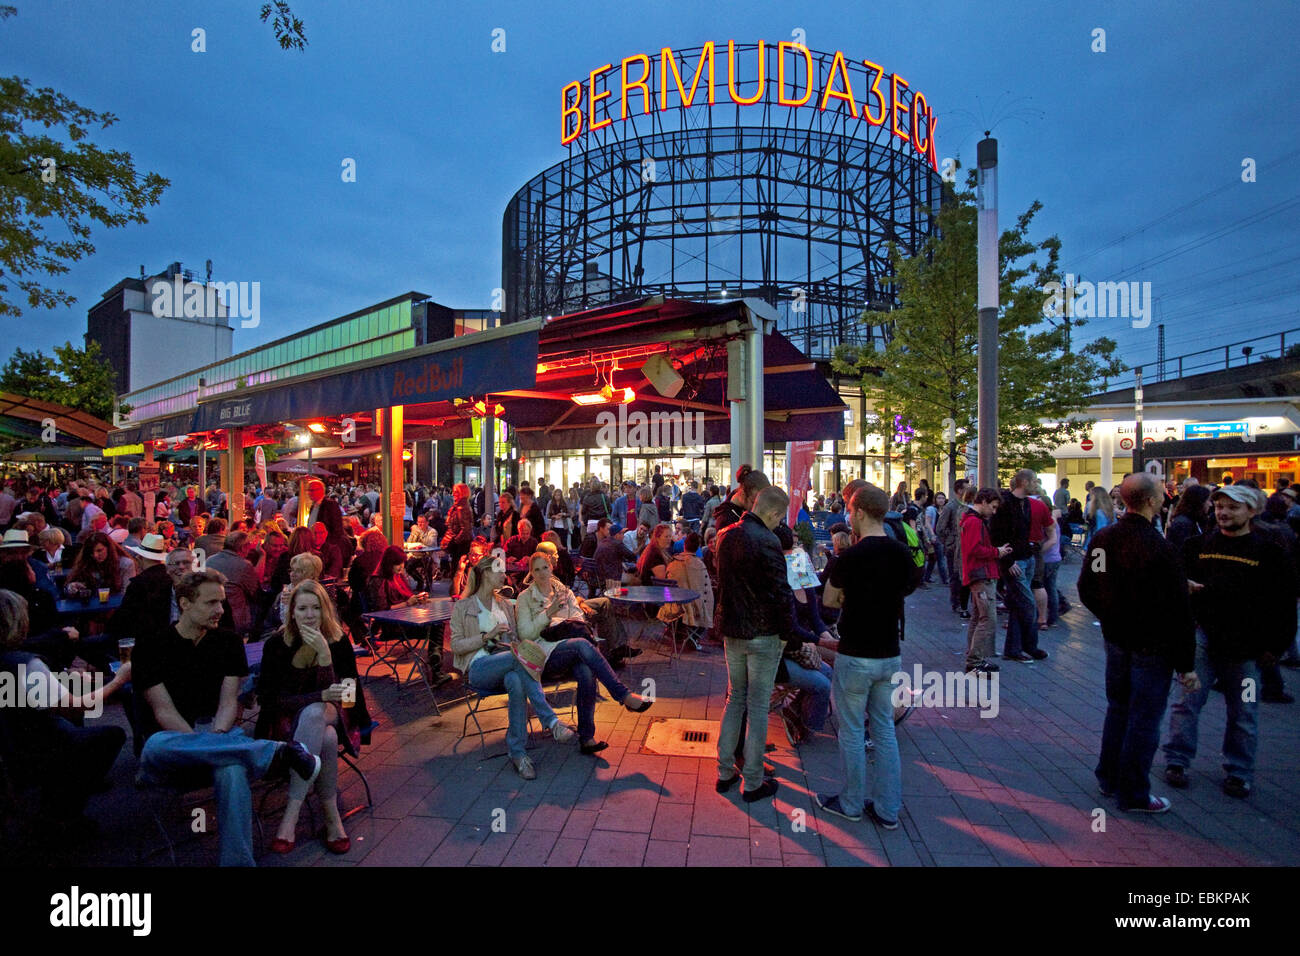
[
  {"x1": 0, "y1": 340, "x2": 123, "y2": 422},
  {"x1": 833, "y1": 172, "x2": 1125, "y2": 477},
  {"x1": 260, "y1": 2, "x2": 307, "y2": 50},
  {"x1": 0, "y1": 10, "x2": 169, "y2": 318},
  {"x1": 1, "y1": 2, "x2": 306, "y2": 320}
]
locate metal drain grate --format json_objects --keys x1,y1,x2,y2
[{"x1": 641, "y1": 718, "x2": 719, "y2": 757}]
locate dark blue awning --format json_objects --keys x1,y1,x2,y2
[
  {"x1": 107, "y1": 411, "x2": 200, "y2": 448},
  {"x1": 109, "y1": 321, "x2": 542, "y2": 444}
]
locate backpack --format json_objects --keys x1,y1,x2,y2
[{"x1": 884, "y1": 513, "x2": 926, "y2": 589}]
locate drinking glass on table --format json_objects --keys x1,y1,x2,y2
[{"x1": 97, "y1": 587, "x2": 111, "y2": 603}]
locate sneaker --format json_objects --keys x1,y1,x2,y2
[
  {"x1": 1223, "y1": 776, "x2": 1251, "y2": 799},
  {"x1": 1003, "y1": 652, "x2": 1034, "y2": 663},
  {"x1": 741, "y1": 778, "x2": 779, "y2": 803},
  {"x1": 865, "y1": 801, "x2": 899, "y2": 830},
  {"x1": 965, "y1": 659, "x2": 1000, "y2": 674},
  {"x1": 1262, "y1": 691, "x2": 1295, "y2": 704},
  {"x1": 816, "y1": 792, "x2": 862, "y2": 822},
  {"x1": 1164, "y1": 765, "x2": 1189, "y2": 789},
  {"x1": 550, "y1": 721, "x2": 575, "y2": 743},
  {"x1": 781, "y1": 706, "x2": 807, "y2": 746},
  {"x1": 513, "y1": 755, "x2": 537, "y2": 780},
  {"x1": 959, "y1": 610, "x2": 971, "y2": 619},
  {"x1": 1027, "y1": 649, "x2": 1049, "y2": 661},
  {"x1": 1122, "y1": 795, "x2": 1171, "y2": 813}
]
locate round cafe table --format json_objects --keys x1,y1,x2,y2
[
  {"x1": 604, "y1": 585, "x2": 700, "y2": 607},
  {"x1": 604, "y1": 586, "x2": 702, "y2": 659}
]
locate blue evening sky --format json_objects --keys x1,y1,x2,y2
[{"x1": 6, "y1": 0, "x2": 1298, "y2": 382}]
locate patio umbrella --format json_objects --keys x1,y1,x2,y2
[{"x1": 265, "y1": 460, "x2": 336, "y2": 477}]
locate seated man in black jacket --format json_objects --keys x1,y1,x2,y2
[{"x1": 1078, "y1": 473, "x2": 1199, "y2": 813}]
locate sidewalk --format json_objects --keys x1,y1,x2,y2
[{"x1": 28, "y1": 554, "x2": 1300, "y2": 866}]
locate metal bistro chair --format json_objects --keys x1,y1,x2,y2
[
  {"x1": 455, "y1": 589, "x2": 577, "y2": 754},
  {"x1": 457, "y1": 677, "x2": 576, "y2": 755}
]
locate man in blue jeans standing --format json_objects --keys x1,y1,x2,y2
[
  {"x1": 714, "y1": 486, "x2": 794, "y2": 803},
  {"x1": 135, "y1": 570, "x2": 321, "y2": 866},
  {"x1": 989, "y1": 469, "x2": 1047, "y2": 663},
  {"x1": 1161, "y1": 484, "x2": 1297, "y2": 799},
  {"x1": 1078, "y1": 472, "x2": 1200, "y2": 813},
  {"x1": 818, "y1": 483, "x2": 917, "y2": 829}
]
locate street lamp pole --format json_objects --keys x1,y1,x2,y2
[{"x1": 976, "y1": 135, "x2": 999, "y2": 489}]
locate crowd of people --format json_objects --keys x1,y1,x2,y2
[{"x1": 1, "y1": 458, "x2": 1295, "y2": 863}]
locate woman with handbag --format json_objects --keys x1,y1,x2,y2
[
  {"x1": 450, "y1": 553, "x2": 575, "y2": 780},
  {"x1": 516, "y1": 552, "x2": 652, "y2": 755}
]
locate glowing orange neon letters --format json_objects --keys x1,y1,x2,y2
[{"x1": 561, "y1": 41, "x2": 937, "y2": 169}]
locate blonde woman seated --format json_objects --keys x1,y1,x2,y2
[
  {"x1": 449, "y1": 553, "x2": 575, "y2": 780},
  {"x1": 263, "y1": 552, "x2": 323, "y2": 634},
  {"x1": 255, "y1": 579, "x2": 362, "y2": 855},
  {"x1": 516, "y1": 551, "x2": 652, "y2": 755}
]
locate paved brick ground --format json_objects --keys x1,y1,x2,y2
[{"x1": 15, "y1": 552, "x2": 1299, "y2": 866}]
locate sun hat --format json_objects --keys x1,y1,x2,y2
[
  {"x1": 125, "y1": 532, "x2": 168, "y2": 562},
  {"x1": 0, "y1": 529, "x2": 33, "y2": 550}
]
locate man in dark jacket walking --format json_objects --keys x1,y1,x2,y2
[
  {"x1": 1160, "y1": 483, "x2": 1298, "y2": 799},
  {"x1": 1079, "y1": 473, "x2": 1200, "y2": 813},
  {"x1": 714, "y1": 486, "x2": 792, "y2": 803}
]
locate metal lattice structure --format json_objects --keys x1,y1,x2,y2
[{"x1": 503, "y1": 42, "x2": 946, "y2": 357}]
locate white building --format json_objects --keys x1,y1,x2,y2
[{"x1": 86, "y1": 261, "x2": 234, "y2": 398}]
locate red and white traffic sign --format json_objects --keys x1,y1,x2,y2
[
  {"x1": 1119, "y1": 437, "x2": 1134, "y2": 451},
  {"x1": 1080, "y1": 438, "x2": 1094, "y2": 451}
]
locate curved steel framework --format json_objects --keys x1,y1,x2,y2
[{"x1": 503, "y1": 43, "x2": 945, "y2": 356}]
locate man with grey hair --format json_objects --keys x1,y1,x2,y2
[
  {"x1": 1079, "y1": 472, "x2": 1200, "y2": 813},
  {"x1": 206, "y1": 532, "x2": 259, "y2": 640},
  {"x1": 1160, "y1": 481, "x2": 1296, "y2": 799}
]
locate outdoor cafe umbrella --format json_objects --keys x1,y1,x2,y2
[{"x1": 265, "y1": 460, "x2": 336, "y2": 477}]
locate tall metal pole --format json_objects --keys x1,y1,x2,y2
[
  {"x1": 976, "y1": 136, "x2": 999, "y2": 488},
  {"x1": 480, "y1": 401, "x2": 495, "y2": 537},
  {"x1": 1133, "y1": 368, "x2": 1145, "y2": 476}
]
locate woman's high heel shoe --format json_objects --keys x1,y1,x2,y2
[{"x1": 324, "y1": 835, "x2": 351, "y2": 854}]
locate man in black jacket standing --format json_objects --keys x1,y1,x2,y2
[
  {"x1": 1079, "y1": 472, "x2": 1200, "y2": 813},
  {"x1": 989, "y1": 469, "x2": 1046, "y2": 663},
  {"x1": 1161, "y1": 483, "x2": 1298, "y2": 799},
  {"x1": 714, "y1": 485, "x2": 792, "y2": 803}
]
